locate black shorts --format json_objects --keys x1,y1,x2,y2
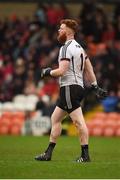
[{"x1": 57, "y1": 85, "x2": 85, "y2": 113}]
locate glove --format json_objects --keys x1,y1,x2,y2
[
  {"x1": 92, "y1": 85, "x2": 108, "y2": 100},
  {"x1": 41, "y1": 68, "x2": 52, "y2": 78}
]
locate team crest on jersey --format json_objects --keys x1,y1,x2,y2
[{"x1": 75, "y1": 45, "x2": 81, "y2": 48}]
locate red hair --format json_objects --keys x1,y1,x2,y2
[{"x1": 60, "y1": 19, "x2": 79, "y2": 33}]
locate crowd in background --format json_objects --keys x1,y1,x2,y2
[{"x1": 0, "y1": 1, "x2": 120, "y2": 115}]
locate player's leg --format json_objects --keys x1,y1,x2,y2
[
  {"x1": 35, "y1": 106, "x2": 66, "y2": 161},
  {"x1": 49, "y1": 106, "x2": 66, "y2": 143},
  {"x1": 69, "y1": 107, "x2": 90, "y2": 162}
]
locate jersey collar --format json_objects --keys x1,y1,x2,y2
[{"x1": 65, "y1": 39, "x2": 74, "y2": 44}]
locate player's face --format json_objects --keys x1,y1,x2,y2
[{"x1": 57, "y1": 24, "x2": 67, "y2": 44}]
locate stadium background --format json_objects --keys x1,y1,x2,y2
[
  {"x1": 0, "y1": 0, "x2": 120, "y2": 179},
  {"x1": 0, "y1": 0, "x2": 120, "y2": 137}
]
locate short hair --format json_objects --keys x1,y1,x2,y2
[{"x1": 60, "y1": 19, "x2": 79, "y2": 33}]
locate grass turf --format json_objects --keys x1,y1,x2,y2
[{"x1": 0, "y1": 135, "x2": 120, "y2": 179}]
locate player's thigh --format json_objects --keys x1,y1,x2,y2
[
  {"x1": 51, "y1": 106, "x2": 66, "y2": 124},
  {"x1": 69, "y1": 107, "x2": 86, "y2": 127}
]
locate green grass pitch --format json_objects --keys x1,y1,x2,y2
[{"x1": 0, "y1": 135, "x2": 120, "y2": 179}]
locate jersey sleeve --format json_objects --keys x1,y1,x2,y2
[{"x1": 60, "y1": 45, "x2": 72, "y2": 61}]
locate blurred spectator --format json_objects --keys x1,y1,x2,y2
[
  {"x1": 101, "y1": 90, "x2": 119, "y2": 112},
  {"x1": 0, "y1": 2, "x2": 120, "y2": 113},
  {"x1": 35, "y1": 3, "x2": 47, "y2": 25},
  {"x1": 24, "y1": 69, "x2": 37, "y2": 95},
  {"x1": 114, "y1": 3, "x2": 120, "y2": 19},
  {"x1": 92, "y1": 6, "x2": 107, "y2": 43},
  {"x1": 116, "y1": 89, "x2": 120, "y2": 112},
  {"x1": 114, "y1": 16, "x2": 120, "y2": 40},
  {"x1": 46, "y1": 3, "x2": 68, "y2": 27},
  {"x1": 46, "y1": 4, "x2": 59, "y2": 27},
  {"x1": 102, "y1": 21, "x2": 115, "y2": 44},
  {"x1": 38, "y1": 77, "x2": 59, "y2": 98},
  {"x1": 80, "y1": 0, "x2": 96, "y2": 36},
  {"x1": 12, "y1": 57, "x2": 26, "y2": 95}
]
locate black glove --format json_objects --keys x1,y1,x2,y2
[
  {"x1": 41, "y1": 68, "x2": 52, "y2": 78},
  {"x1": 92, "y1": 85, "x2": 108, "y2": 100}
]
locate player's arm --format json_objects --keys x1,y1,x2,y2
[
  {"x1": 41, "y1": 60, "x2": 70, "y2": 78},
  {"x1": 84, "y1": 58, "x2": 107, "y2": 99},
  {"x1": 51, "y1": 60, "x2": 70, "y2": 77},
  {"x1": 84, "y1": 57, "x2": 97, "y2": 85},
  {"x1": 41, "y1": 45, "x2": 71, "y2": 77}
]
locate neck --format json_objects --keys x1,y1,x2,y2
[{"x1": 66, "y1": 35, "x2": 74, "y2": 41}]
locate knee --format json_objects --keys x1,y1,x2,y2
[
  {"x1": 73, "y1": 120, "x2": 88, "y2": 133},
  {"x1": 73, "y1": 120, "x2": 82, "y2": 129}
]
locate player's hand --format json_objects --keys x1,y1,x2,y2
[
  {"x1": 41, "y1": 68, "x2": 52, "y2": 78},
  {"x1": 92, "y1": 85, "x2": 108, "y2": 100}
]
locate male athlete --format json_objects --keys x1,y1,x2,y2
[{"x1": 35, "y1": 19, "x2": 107, "y2": 162}]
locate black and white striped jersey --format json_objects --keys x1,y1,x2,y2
[{"x1": 58, "y1": 39, "x2": 87, "y2": 87}]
